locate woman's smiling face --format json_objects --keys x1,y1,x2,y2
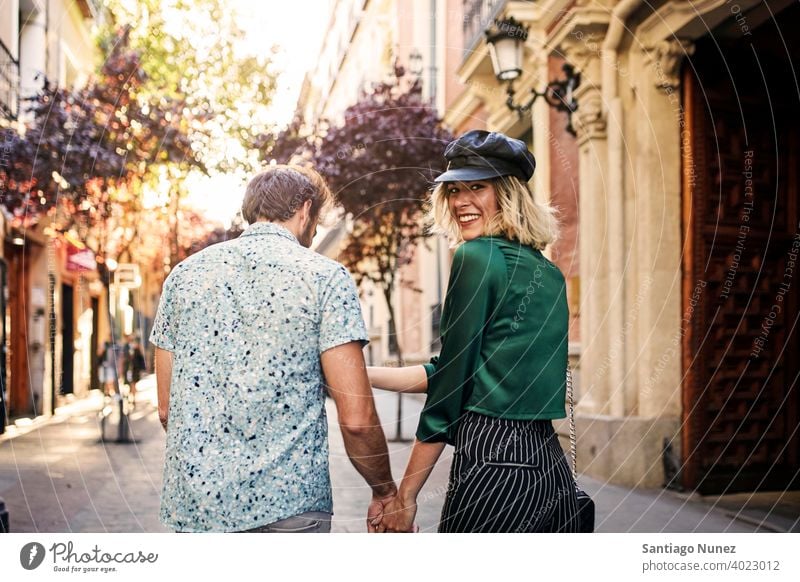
[{"x1": 446, "y1": 180, "x2": 500, "y2": 241}]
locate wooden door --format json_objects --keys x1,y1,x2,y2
[
  {"x1": 681, "y1": 22, "x2": 800, "y2": 493},
  {"x1": 3, "y1": 242, "x2": 30, "y2": 417}
]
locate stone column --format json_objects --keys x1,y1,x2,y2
[
  {"x1": 561, "y1": 32, "x2": 613, "y2": 418},
  {"x1": 529, "y1": 47, "x2": 551, "y2": 207},
  {"x1": 633, "y1": 39, "x2": 695, "y2": 420}
]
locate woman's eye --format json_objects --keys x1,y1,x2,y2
[{"x1": 470, "y1": 184, "x2": 484, "y2": 190}]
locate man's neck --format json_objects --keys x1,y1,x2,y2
[{"x1": 259, "y1": 219, "x2": 301, "y2": 239}]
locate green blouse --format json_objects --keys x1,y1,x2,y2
[{"x1": 417, "y1": 236, "x2": 569, "y2": 445}]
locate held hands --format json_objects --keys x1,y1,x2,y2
[
  {"x1": 368, "y1": 493, "x2": 418, "y2": 533},
  {"x1": 366, "y1": 492, "x2": 396, "y2": 533}
]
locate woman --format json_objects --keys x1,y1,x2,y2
[{"x1": 368, "y1": 130, "x2": 578, "y2": 533}]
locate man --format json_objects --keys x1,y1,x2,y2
[
  {"x1": 150, "y1": 165, "x2": 396, "y2": 532},
  {"x1": 122, "y1": 335, "x2": 146, "y2": 406}
]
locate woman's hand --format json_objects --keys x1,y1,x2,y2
[
  {"x1": 373, "y1": 439, "x2": 444, "y2": 532},
  {"x1": 366, "y1": 365, "x2": 429, "y2": 394},
  {"x1": 376, "y1": 494, "x2": 418, "y2": 533}
]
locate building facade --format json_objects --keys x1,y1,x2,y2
[
  {"x1": 0, "y1": 0, "x2": 121, "y2": 430},
  {"x1": 450, "y1": 0, "x2": 799, "y2": 493},
  {"x1": 303, "y1": 0, "x2": 799, "y2": 496}
]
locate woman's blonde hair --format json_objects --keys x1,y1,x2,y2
[{"x1": 426, "y1": 175, "x2": 559, "y2": 250}]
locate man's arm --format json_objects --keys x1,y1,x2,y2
[
  {"x1": 321, "y1": 341, "x2": 396, "y2": 501},
  {"x1": 155, "y1": 347, "x2": 173, "y2": 432}
]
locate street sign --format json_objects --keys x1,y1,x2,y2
[{"x1": 114, "y1": 263, "x2": 141, "y2": 288}]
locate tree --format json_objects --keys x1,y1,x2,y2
[
  {"x1": 100, "y1": 0, "x2": 278, "y2": 266},
  {"x1": 258, "y1": 116, "x2": 310, "y2": 166},
  {"x1": 1, "y1": 28, "x2": 201, "y2": 205},
  {"x1": 102, "y1": 0, "x2": 277, "y2": 170},
  {"x1": 300, "y1": 66, "x2": 452, "y2": 367},
  {"x1": 0, "y1": 25, "x2": 210, "y2": 348},
  {"x1": 36, "y1": 30, "x2": 199, "y2": 274}
]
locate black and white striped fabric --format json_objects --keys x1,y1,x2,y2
[{"x1": 438, "y1": 412, "x2": 579, "y2": 533}]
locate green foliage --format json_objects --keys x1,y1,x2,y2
[{"x1": 100, "y1": 0, "x2": 278, "y2": 170}]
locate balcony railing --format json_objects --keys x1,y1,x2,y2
[
  {"x1": 0, "y1": 38, "x2": 19, "y2": 120},
  {"x1": 462, "y1": 0, "x2": 534, "y2": 56},
  {"x1": 463, "y1": 0, "x2": 505, "y2": 54}
]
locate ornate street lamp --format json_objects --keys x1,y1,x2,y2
[{"x1": 485, "y1": 17, "x2": 581, "y2": 135}]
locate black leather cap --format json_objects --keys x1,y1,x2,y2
[{"x1": 434, "y1": 130, "x2": 536, "y2": 183}]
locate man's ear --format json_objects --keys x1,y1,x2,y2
[{"x1": 301, "y1": 198, "x2": 314, "y2": 225}]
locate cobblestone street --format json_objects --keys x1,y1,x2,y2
[
  {"x1": 0, "y1": 377, "x2": 452, "y2": 533},
  {"x1": 1, "y1": 376, "x2": 791, "y2": 533}
]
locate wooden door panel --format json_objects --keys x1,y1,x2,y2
[{"x1": 682, "y1": 26, "x2": 800, "y2": 494}]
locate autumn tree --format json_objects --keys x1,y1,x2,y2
[
  {"x1": 96, "y1": 0, "x2": 277, "y2": 266},
  {"x1": 102, "y1": 0, "x2": 277, "y2": 158},
  {"x1": 43, "y1": 32, "x2": 198, "y2": 279},
  {"x1": 269, "y1": 66, "x2": 452, "y2": 366}
]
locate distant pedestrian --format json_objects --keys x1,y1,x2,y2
[
  {"x1": 368, "y1": 131, "x2": 579, "y2": 533},
  {"x1": 123, "y1": 335, "x2": 146, "y2": 405},
  {"x1": 98, "y1": 341, "x2": 118, "y2": 397},
  {"x1": 150, "y1": 164, "x2": 397, "y2": 533}
]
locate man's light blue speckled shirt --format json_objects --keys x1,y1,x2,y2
[{"x1": 150, "y1": 222, "x2": 368, "y2": 532}]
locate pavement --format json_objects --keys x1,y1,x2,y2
[{"x1": 1, "y1": 375, "x2": 796, "y2": 533}]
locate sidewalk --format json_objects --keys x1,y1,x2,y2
[
  {"x1": 0, "y1": 379, "x2": 788, "y2": 533},
  {"x1": 0, "y1": 376, "x2": 168, "y2": 532}
]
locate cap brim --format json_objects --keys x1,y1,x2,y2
[{"x1": 433, "y1": 167, "x2": 507, "y2": 183}]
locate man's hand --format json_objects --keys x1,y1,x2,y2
[
  {"x1": 376, "y1": 494, "x2": 417, "y2": 533},
  {"x1": 367, "y1": 492, "x2": 396, "y2": 533}
]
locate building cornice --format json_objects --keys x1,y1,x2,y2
[
  {"x1": 637, "y1": 0, "x2": 761, "y2": 46},
  {"x1": 547, "y1": 9, "x2": 611, "y2": 62}
]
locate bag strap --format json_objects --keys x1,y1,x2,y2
[{"x1": 567, "y1": 363, "x2": 578, "y2": 482}]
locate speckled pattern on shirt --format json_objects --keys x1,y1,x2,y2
[{"x1": 149, "y1": 222, "x2": 368, "y2": 532}]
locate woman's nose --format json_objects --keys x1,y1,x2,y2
[{"x1": 450, "y1": 190, "x2": 469, "y2": 206}]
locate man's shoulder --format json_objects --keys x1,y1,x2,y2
[
  {"x1": 168, "y1": 240, "x2": 238, "y2": 278},
  {"x1": 169, "y1": 238, "x2": 350, "y2": 286},
  {"x1": 284, "y1": 244, "x2": 349, "y2": 279}
]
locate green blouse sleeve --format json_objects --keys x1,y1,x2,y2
[
  {"x1": 416, "y1": 240, "x2": 503, "y2": 444},
  {"x1": 422, "y1": 357, "x2": 438, "y2": 381}
]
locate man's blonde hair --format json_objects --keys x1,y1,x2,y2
[{"x1": 426, "y1": 175, "x2": 558, "y2": 249}]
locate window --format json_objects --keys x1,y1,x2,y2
[{"x1": 387, "y1": 318, "x2": 398, "y2": 356}]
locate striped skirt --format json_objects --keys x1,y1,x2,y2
[{"x1": 438, "y1": 411, "x2": 579, "y2": 533}]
